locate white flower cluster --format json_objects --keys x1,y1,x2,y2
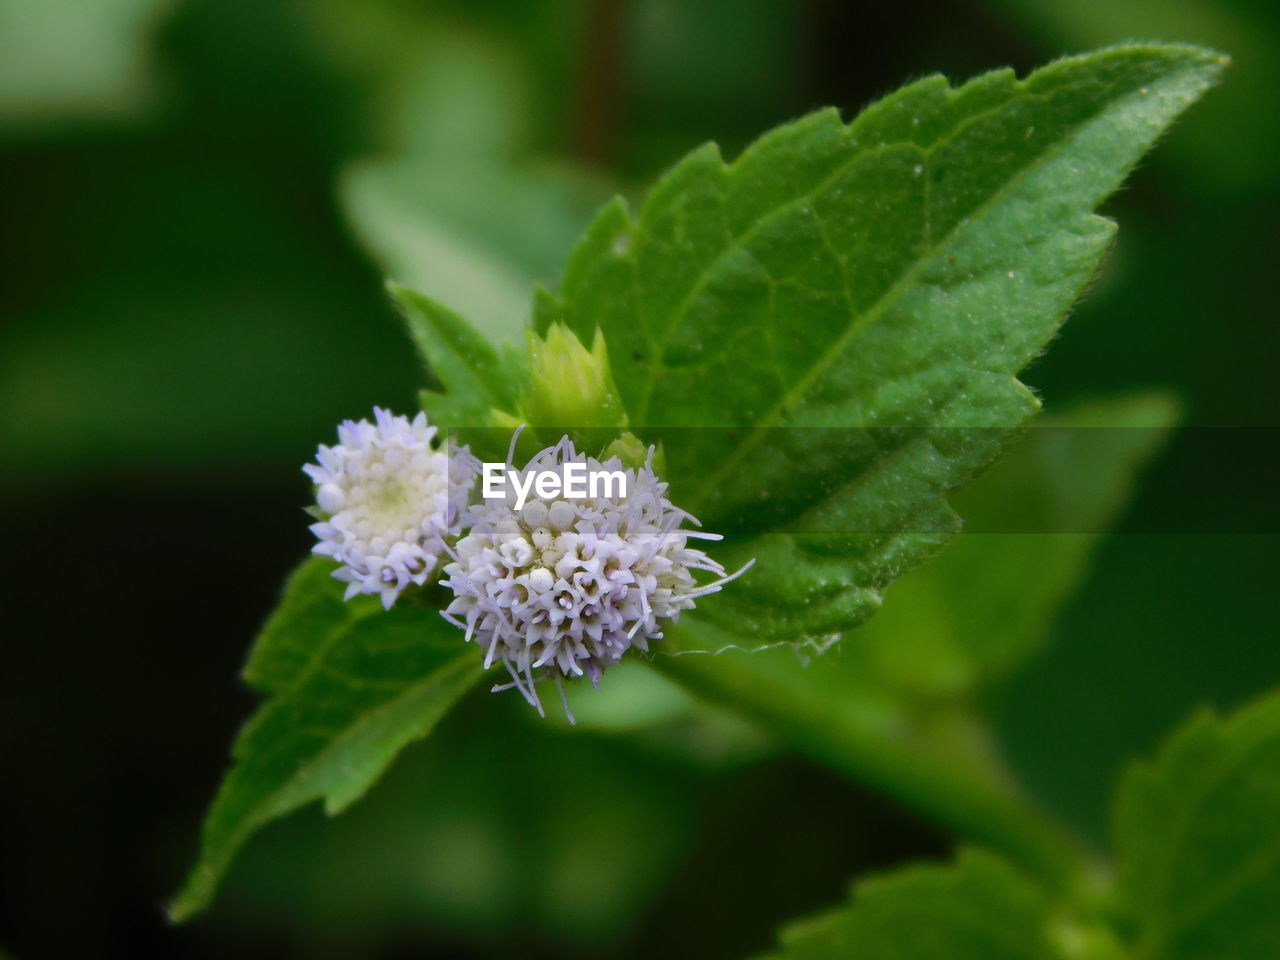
[
  {"x1": 305, "y1": 408, "x2": 473, "y2": 609},
  {"x1": 306, "y1": 411, "x2": 745, "y2": 719}
]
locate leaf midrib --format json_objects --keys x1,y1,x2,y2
[{"x1": 245, "y1": 590, "x2": 382, "y2": 697}]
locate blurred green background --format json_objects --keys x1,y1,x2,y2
[{"x1": 2, "y1": 1, "x2": 1277, "y2": 957}]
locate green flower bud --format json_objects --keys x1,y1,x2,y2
[{"x1": 522, "y1": 323, "x2": 628, "y2": 437}]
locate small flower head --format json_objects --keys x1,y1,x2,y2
[
  {"x1": 441, "y1": 433, "x2": 747, "y2": 717},
  {"x1": 305, "y1": 408, "x2": 473, "y2": 609}
]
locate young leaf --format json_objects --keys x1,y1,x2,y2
[
  {"x1": 544, "y1": 43, "x2": 1223, "y2": 649},
  {"x1": 1114, "y1": 690, "x2": 1280, "y2": 959},
  {"x1": 169, "y1": 560, "x2": 483, "y2": 922},
  {"x1": 769, "y1": 848, "x2": 1088, "y2": 960},
  {"x1": 389, "y1": 281, "x2": 525, "y2": 431},
  {"x1": 347, "y1": 161, "x2": 593, "y2": 342}
]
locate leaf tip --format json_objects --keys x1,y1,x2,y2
[
  {"x1": 384, "y1": 278, "x2": 419, "y2": 313},
  {"x1": 166, "y1": 869, "x2": 212, "y2": 925}
]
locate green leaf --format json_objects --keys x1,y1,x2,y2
[
  {"x1": 544, "y1": 43, "x2": 1223, "y2": 649},
  {"x1": 770, "y1": 848, "x2": 1094, "y2": 960},
  {"x1": 653, "y1": 394, "x2": 1174, "y2": 883},
  {"x1": 1114, "y1": 690, "x2": 1280, "y2": 959},
  {"x1": 849, "y1": 392, "x2": 1180, "y2": 699},
  {"x1": 388, "y1": 282, "x2": 525, "y2": 430},
  {"x1": 980, "y1": 0, "x2": 1278, "y2": 196},
  {"x1": 169, "y1": 559, "x2": 483, "y2": 922},
  {"x1": 347, "y1": 160, "x2": 608, "y2": 342},
  {"x1": 218, "y1": 695, "x2": 717, "y2": 946}
]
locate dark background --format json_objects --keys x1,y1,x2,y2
[{"x1": 2, "y1": 1, "x2": 1277, "y2": 957}]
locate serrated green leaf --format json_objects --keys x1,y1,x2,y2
[
  {"x1": 546, "y1": 43, "x2": 1222, "y2": 649},
  {"x1": 770, "y1": 848, "x2": 1083, "y2": 960},
  {"x1": 169, "y1": 559, "x2": 483, "y2": 922},
  {"x1": 981, "y1": 0, "x2": 1277, "y2": 195},
  {"x1": 659, "y1": 393, "x2": 1179, "y2": 704},
  {"x1": 1114, "y1": 690, "x2": 1280, "y2": 959}
]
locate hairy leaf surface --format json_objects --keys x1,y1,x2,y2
[{"x1": 541, "y1": 44, "x2": 1223, "y2": 648}]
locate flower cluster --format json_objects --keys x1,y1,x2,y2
[
  {"x1": 306, "y1": 410, "x2": 745, "y2": 718},
  {"x1": 304, "y1": 408, "x2": 473, "y2": 609},
  {"x1": 441, "y1": 436, "x2": 742, "y2": 716}
]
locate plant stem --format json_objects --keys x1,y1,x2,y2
[
  {"x1": 568, "y1": 0, "x2": 626, "y2": 166},
  {"x1": 653, "y1": 638, "x2": 1102, "y2": 897}
]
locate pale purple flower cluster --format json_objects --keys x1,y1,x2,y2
[
  {"x1": 304, "y1": 408, "x2": 474, "y2": 609},
  {"x1": 440, "y1": 436, "x2": 743, "y2": 717},
  {"x1": 306, "y1": 412, "x2": 745, "y2": 719}
]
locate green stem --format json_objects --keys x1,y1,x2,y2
[{"x1": 652, "y1": 641, "x2": 1102, "y2": 897}]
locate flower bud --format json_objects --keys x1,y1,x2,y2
[{"x1": 522, "y1": 323, "x2": 628, "y2": 436}]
